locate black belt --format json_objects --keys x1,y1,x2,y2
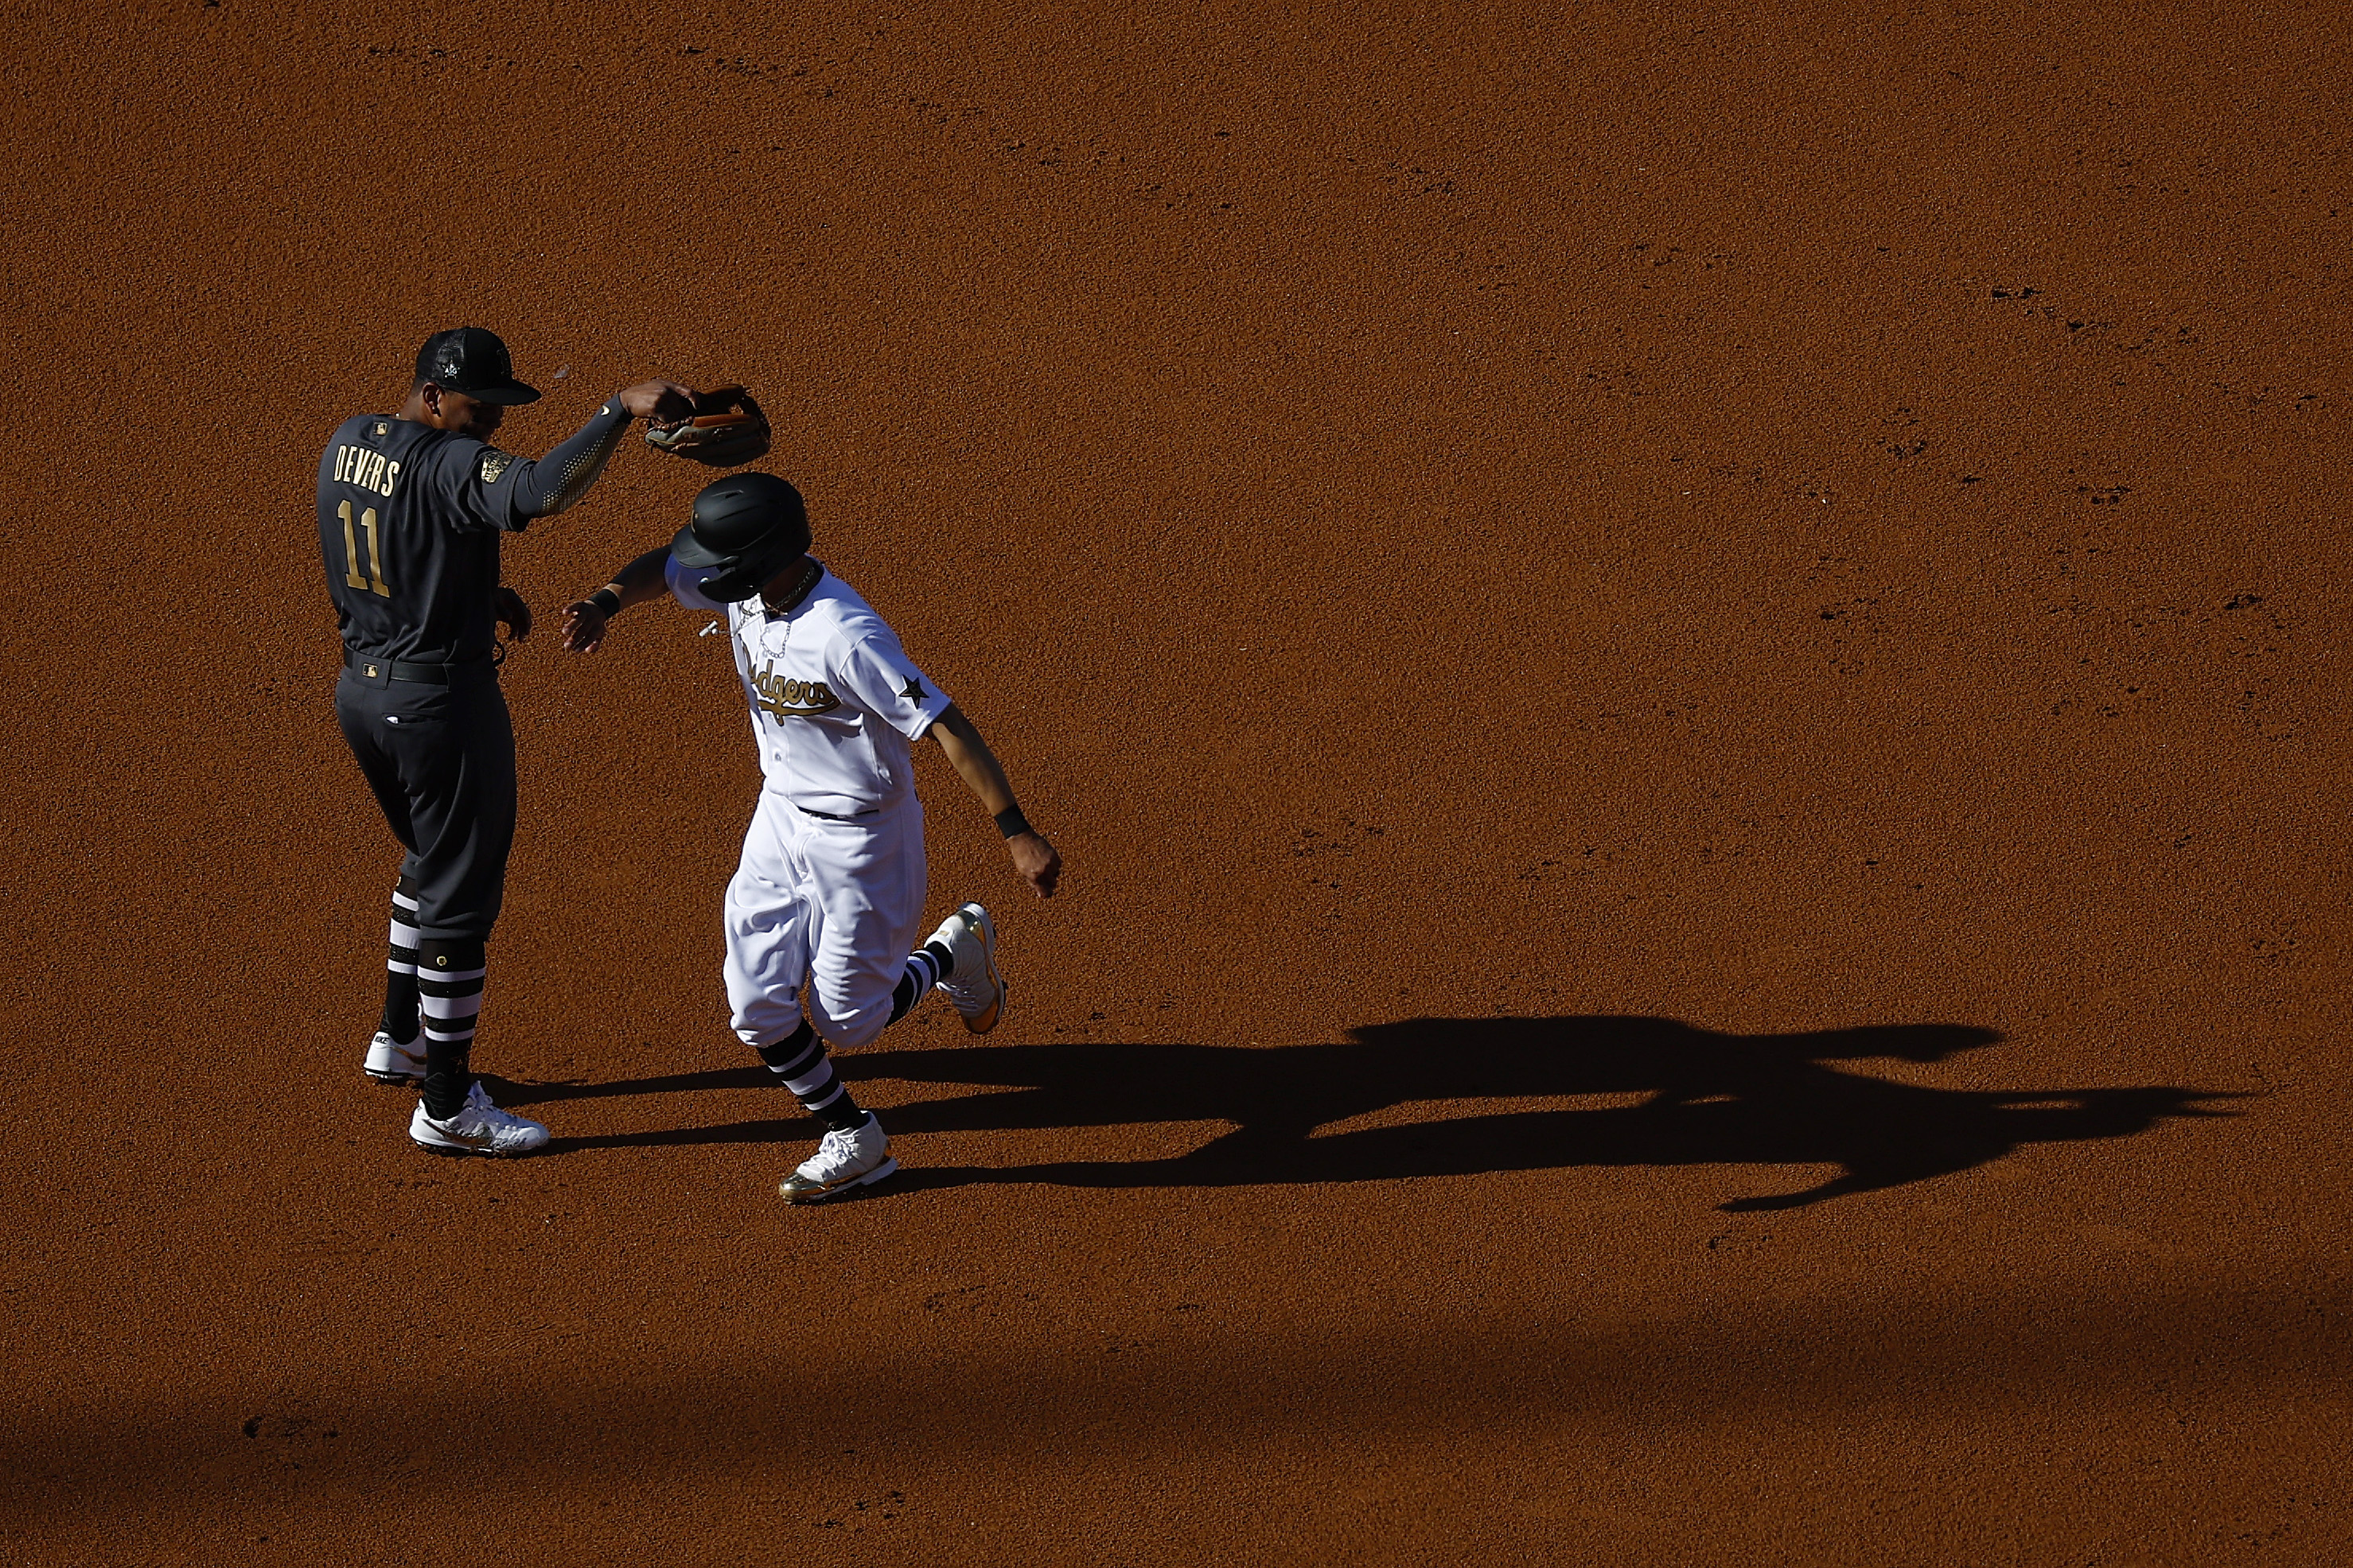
[
  {"x1": 797, "y1": 806, "x2": 880, "y2": 821},
  {"x1": 345, "y1": 650, "x2": 491, "y2": 684}
]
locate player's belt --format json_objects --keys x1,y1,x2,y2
[
  {"x1": 343, "y1": 649, "x2": 492, "y2": 684},
  {"x1": 797, "y1": 806, "x2": 880, "y2": 822}
]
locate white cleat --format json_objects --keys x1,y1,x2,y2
[
  {"x1": 929, "y1": 901, "x2": 1007, "y2": 1034},
  {"x1": 779, "y1": 1115, "x2": 898, "y2": 1203},
  {"x1": 408, "y1": 1080, "x2": 550, "y2": 1158},
  {"x1": 364, "y1": 1030, "x2": 427, "y2": 1087}
]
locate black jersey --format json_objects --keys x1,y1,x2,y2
[
  {"x1": 317, "y1": 415, "x2": 528, "y2": 665},
  {"x1": 317, "y1": 401, "x2": 633, "y2": 664}
]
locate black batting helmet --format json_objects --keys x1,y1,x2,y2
[{"x1": 672, "y1": 473, "x2": 811, "y2": 603}]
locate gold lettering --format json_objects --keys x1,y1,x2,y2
[
  {"x1": 748, "y1": 660, "x2": 842, "y2": 720},
  {"x1": 361, "y1": 507, "x2": 389, "y2": 596},
  {"x1": 382, "y1": 460, "x2": 400, "y2": 496},
  {"x1": 337, "y1": 500, "x2": 367, "y2": 590}
]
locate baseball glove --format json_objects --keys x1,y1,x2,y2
[{"x1": 643, "y1": 386, "x2": 772, "y2": 466}]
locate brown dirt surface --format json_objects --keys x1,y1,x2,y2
[{"x1": 4, "y1": 1, "x2": 2348, "y2": 1562}]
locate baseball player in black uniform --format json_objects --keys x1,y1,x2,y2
[{"x1": 320, "y1": 326, "x2": 691, "y2": 1156}]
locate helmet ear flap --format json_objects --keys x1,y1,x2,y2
[{"x1": 693, "y1": 566, "x2": 763, "y2": 603}]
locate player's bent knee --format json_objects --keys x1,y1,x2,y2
[
  {"x1": 730, "y1": 999, "x2": 812, "y2": 1052},
  {"x1": 807, "y1": 987, "x2": 895, "y2": 1052}
]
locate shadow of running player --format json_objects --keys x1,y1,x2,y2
[{"x1": 538, "y1": 1015, "x2": 2237, "y2": 1211}]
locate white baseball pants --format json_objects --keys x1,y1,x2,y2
[{"x1": 723, "y1": 789, "x2": 928, "y2": 1051}]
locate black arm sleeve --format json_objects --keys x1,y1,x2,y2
[{"x1": 509, "y1": 396, "x2": 636, "y2": 519}]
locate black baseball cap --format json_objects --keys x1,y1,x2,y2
[{"x1": 414, "y1": 326, "x2": 541, "y2": 405}]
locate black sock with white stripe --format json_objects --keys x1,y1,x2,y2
[
  {"x1": 415, "y1": 937, "x2": 486, "y2": 1121},
  {"x1": 755, "y1": 1018, "x2": 867, "y2": 1133},
  {"x1": 380, "y1": 879, "x2": 422, "y2": 1045},
  {"x1": 886, "y1": 940, "x2": 957, "y2": 1023}
]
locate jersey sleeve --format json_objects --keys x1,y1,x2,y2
[
  {"x1": 427, "y1": 437, "x2": 535, "y2": 534},
  {"x1": 507, "y1": 397, "x2": 634, "y2": 519},
  {"x1": 664, "y1": 552, "x2": 728, "y2": 612},
  {"x1": 830, "y1": 624, "x2": 952, "y2": 741}
]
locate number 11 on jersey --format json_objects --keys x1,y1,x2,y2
[{"x1": 339, "y1": 500, "x2": 390, "y2": 597}]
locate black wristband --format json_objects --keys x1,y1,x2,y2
[
  {"x1": 587, "y1": 588, "x2": 621, "y2": 617},
  {"x1": 995, "y1": 806, "x2": 1032, "y2": 839}
]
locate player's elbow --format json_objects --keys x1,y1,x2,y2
[
  {"x1": 925, "y1": 702, "x2": 968, "y2": 745},
  {"x1": 519, "y1": 482, "x2": 571, "y2": 520},
  {"x1": 515, "y1": 460, "x2": 602, "y2": 520}
]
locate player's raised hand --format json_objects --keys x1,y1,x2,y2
[
  {"x1": 617, "y1": 380, "x2": 697, "y2": 422},
  {"x1": 496, "y1": 586, "x2": 532, "y2": 643},
  {"x1": 561, "y1": 601, "x2": 610, "y2": 654},
  {"x1": 1010, "y1": 831, "x2": 1062, "y2": 899}
]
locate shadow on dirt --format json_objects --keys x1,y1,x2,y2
[{"x1": 516, "y1": 1016, "x2": 2237, "y2": 1210}]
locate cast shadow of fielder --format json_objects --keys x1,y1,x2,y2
[{"x1": 536, "y1": 1015, "x2": 2238, "y2": 1211}]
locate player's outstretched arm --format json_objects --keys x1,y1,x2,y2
[
  {"x1": 509, "y1": 382, "x2": 696, "y2": 520},
  {"x1": 927, "y1": 704, "x2": 1062, "y2": 899},
  {"x1": 562, "y1": 547, "x2": 674, "y2": 653}
]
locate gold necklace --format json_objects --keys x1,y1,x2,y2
[{"x1": 751, "y1": 561, "x2": 821, "y2": 686}]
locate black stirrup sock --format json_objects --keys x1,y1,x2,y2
[
  {"x1": 756, "y1": 1020, "x2": 823, "y2": 1084},
  {"x1": 758, "y1": 1021, "x2": 867, "y2": 1132},
  {"x1": 887, "y1": 942, "x2": 955, "y2": 1023},
  {"x1": 380, "y1": 877, "x2": 423, "y2": 1044},
  {"x1": 416, "y1": 936, "x2": 487, "y2": 1120}
]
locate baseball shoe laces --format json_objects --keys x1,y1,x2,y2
[
  {"x1": 409, "y1": 1080, "x2": 551, "y2": 1158},
  {"x1": 779, "y1": 1114, "x2": 898, "y2": 1203}
]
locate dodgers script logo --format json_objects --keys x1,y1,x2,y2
[{"x1": 753, "y1": 662, "x2": 841, "y2": 720}]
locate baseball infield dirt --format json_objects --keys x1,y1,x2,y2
[{"x1": 3, "y1": 1, "x2": 2347, "y2": 1562}]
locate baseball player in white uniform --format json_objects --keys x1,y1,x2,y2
[{"x1": 560, "y1": 473, "x2": 1062, "y2": 1200}]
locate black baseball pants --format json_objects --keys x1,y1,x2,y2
[{"x1": 333, "y1": 664, "x2": 517, "y2": 942}]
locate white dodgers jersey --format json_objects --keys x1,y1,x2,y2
[{"x1": 670, "y1": 557, "x2": 953, "y2": 816}]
